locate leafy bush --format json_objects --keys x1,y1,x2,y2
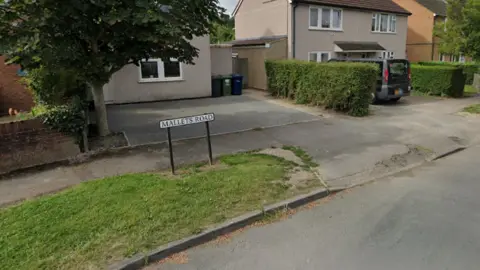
[
  {"x1": 24, "y1": 67, "x2": 87, "y2": 106},
  {"x1": 265, "y1": 60, "x2": 377, "y2": 116},
  {"x1": 23, "y1": 67, "x2": 88, "y2": 150},
  {"x1": 411, "y1": 64, "x2": 465, "y2": 97},
  {"x1": 417, "y1": 61, "x2": 479, "y2": 84},
  {"x1": 40, "y1": 97, "x2": 87, "y2": 148}
]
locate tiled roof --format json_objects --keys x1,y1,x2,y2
[
  {"x1": 416, "y1": 0, "x2": 447, "y2": 16},
  {"x1": 298, "y1": 0, "x2": 412, "y2": 15}
]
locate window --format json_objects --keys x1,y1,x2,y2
[
  {"x1": 372, "y1": 13, "x2": 396, "y2": 33},
  {"x1": 332, "y1": 9, "x2": 342, "y2": 29},
  {"x1": 381, "y1": 51, "x2": 394, "y2": 59},
  {"x1": 139, "y1": 58, "x2": 182, "y2": 82},
  {"x1": 321, "y1": 8, "x2": 331, "y2": 28},
  {"x1": 309, "y1": 6, "x2": 343, "y2": 30},
  {"x1": 310, "y1": 8, "x2": 318, "y2": 27},
  {"x1": 309, "y1": 52, "x2": 330, "y2": 62},
  {"x1": 380, "y1": 14, "x2": 388, "y2": 32},
  {"x1": 389, "y1": 61, "x2": 408, "y2": 76},
  {"x1": 389, "y1": 16, "x2": 396, "y2": 32}
]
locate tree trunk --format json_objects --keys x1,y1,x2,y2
[{"x1": 90, "y1": 83, "x2": 110, "y2": 136}]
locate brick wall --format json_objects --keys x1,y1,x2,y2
[
  {"x1": 0, "y1": 56, "x2": 34, "y2": 116},
  {"x1": 0, "y1": 119, "x2": 80, "y2": 174}
]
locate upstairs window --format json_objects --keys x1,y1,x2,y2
[
  {"x1": 372, "y1": 13, "x2": 396, "y2": 33},
  {"x1": 309, "y1": 6, "x2": 343, "y2": 30}
]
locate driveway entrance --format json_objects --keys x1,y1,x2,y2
[{"x1": 107, "y1": 90, "x2": 320, "y2": 145}]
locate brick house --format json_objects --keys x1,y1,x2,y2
[
  {"x1": 0, "y1": 56, "x2": 34, "y2": 116},
  {"x1": 392, "y1": 0, "x2": 467, "y2": 63}
]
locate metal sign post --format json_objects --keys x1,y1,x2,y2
[{"x1": 159, "y1": 113, "x2": 215, "y2": 174}]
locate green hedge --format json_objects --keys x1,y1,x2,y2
[
  {"x1": 418, "y1": 61, "x2": 479, "y2": 85},
  {"x1": 411, "y1": 64, "x2": 465, "y2": 97},
  {"x1": 265, "y1": 60, "x2": 377, "y2": 116}
]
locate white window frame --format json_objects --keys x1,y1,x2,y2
[
  {"x1": 309, "y1": 6, "x2": 343, "y2": 31},
  {"x1": 308, "y1": 51, "x2": 331, "y2": 62},
  {"x1": 381, "y1": 51, "x2": 395, "y2": 59},
  {"x1": 138, "y1": 58, "x2": 183, "y2": 83},
  {"x1": 372, "y1": 13, "x2": 397, "y2": 33}
]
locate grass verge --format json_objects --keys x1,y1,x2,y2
[
  {"x1": 412, "y1": 85, "x2": 478, "y2": 98},
  {"x1": 0, "y1": 152, "x2": 319, "y2": 270},
  {"x1": 282, "y1": 145, "x2": 318, "y2": 168},
  {"x1": 464, "y1": 85, "x2": 479, "y2": 97},
  {"x1": 411, "y1": 90, "x2": 431, "y2": 97},
  {"x1": 463, "y1": 103, "x2": 480, "y2": 114}
]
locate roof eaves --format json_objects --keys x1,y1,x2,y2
[
  {"x1": 232, "y1": 0, "x2": 244, "y2": 17},
  {"x1": 296, "y1": 0, "x2": 412, "y2": 16}
]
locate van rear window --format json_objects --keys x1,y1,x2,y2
[{"x1": 389, "y1": 61, "x2": 408, "y2": 75}]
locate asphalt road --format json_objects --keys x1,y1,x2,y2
[{"x1": 155, "y1": 145, "x2": 480, "y2": 270}]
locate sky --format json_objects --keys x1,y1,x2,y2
[{"x1": 219, "y1": 0, "x2": 237, "y2": 14}]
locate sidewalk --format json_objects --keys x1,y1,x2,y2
[{"x1": 2, "y1": 96, "x2": 480, "y2": 207}]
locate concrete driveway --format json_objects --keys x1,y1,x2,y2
[{"x1": 107, "y1": 90, "x2": 320, "y2": 145}]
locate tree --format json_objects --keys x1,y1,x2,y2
[
  {"x1": 0, "y1": 0, "x2": 222, "y2": 136},
  {"x1": 210, "y1": 12, "x2": 235, "y2": 44},
  {"x1": 437, "y1": 0, "x2": 480, "y2": 60},
  {"x1": 462, "y1": 0, "x2": 480, "y2": 60}
]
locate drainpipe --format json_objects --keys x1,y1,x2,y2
[
  {"x1": 431, "y1": 14, "x2": 437, "y2": 61},
  {"x1": 290, "y1": 0, "x2": 298, "y2": 59}
]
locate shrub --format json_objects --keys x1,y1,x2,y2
[
  {"x1": 24, "y1": 67, "x2": 87, "y2": 106},
  {"x1": 40, "y1": 97, "x2": 87, "y2": 148},
  {"x1": 23, "y1": 66, "x2": 88, "y2": 150},
  {"x1": 418, "y1": 61, "x2": 480, "y2": 85},
  {"x1": 265, "y1": 60, "x2": 377, "y2": 116},
  {"x1": 411, "y1": 64, "x2": 465, "y2": 97}
]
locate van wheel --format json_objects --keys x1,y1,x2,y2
[{"x1": 391, "y1": 97, "x2": 401, "y2": 102}]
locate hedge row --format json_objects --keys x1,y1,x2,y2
[
  {"x1": 418, "y1": 61, "x2": 479, "y2": 85},
  {"x1": 265, "y1": 60, "x2": 377, "y2": 116},
  {"x1": 411, "y1": 64, "x2": 465, "y2": 97}
]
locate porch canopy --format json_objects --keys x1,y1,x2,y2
[{"x1": 334, "y1": 41, "x2": 385, "y2": 53}]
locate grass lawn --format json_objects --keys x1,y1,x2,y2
[
  {"x1": 0, "y1": 152, "x2": 319, "y2": 269},
  {"x1": 464, "y1": 85, "x2": 479, "y2": 97},
  {"x1": 282, "y1": 145, "x2": 318, "y2": 168},
  {"x1": 463, "y1": 103, "x2": 480, "y2": 114}
]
